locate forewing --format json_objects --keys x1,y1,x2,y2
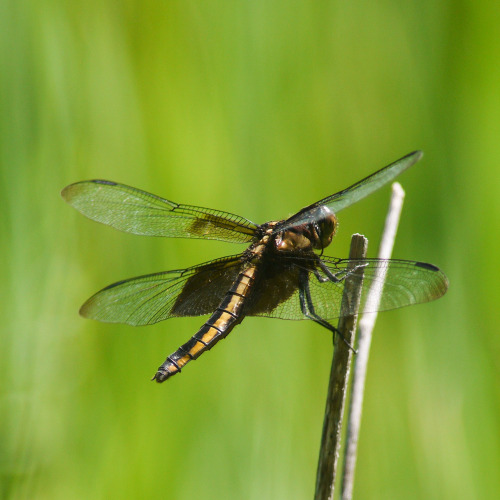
[
  {"x1": 279, "y1": 151, "x2": 422, "y2": 231},
  {"x1": 80, "y1": 255, "x2": 243, "y2": 325},
  {"x1": 61, "y1": 180, "x2": 257, "y2": 243},
  {"x1": 247, "y1": 256, "x2": 448, "y2": 321}
]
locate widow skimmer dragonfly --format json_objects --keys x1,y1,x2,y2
[{"x1": 62, "y1": 151, "x2": 448, "y2": 382}]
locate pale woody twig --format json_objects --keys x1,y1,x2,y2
[
  {"x1": 314, "y1": 233, "x2": 368, "y2": 500},
  {"x1": 341, "y1": 182, "x2": 406, "y2": 500}
]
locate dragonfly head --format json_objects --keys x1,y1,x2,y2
[
  {"x1": 310, "y1": 206, "x2": 337, "y2": 250},
  {"x1": 274, "y1": 206, "x2": 337, "y2": 253}
]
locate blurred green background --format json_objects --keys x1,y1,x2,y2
[{"x1": 1, "y1": 1, "x2": 499, "y2": 499}]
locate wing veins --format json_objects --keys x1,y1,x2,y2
[
  {"x1": 80, "y1": 254, "x2": 245, "y2": 325},
  {"x1": 62, "y1": 180, "x2": 257, "y2": 242}
]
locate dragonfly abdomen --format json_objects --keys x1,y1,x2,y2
[{"x1": 153, "y1": 267, "x2": 258, "y2": 382}]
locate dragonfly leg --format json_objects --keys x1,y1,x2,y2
[
  {"x1": 312, "y1": 267, "x2": 330, "y2": 283},
  {"x1": 299, "y1": 270, "x2": 357, "y2": 353},
  {"x1": 317, "y1": 259, "x2": 368, "y2": 284}
]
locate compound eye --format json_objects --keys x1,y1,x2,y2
[{"x1": 313, "y1": 208, "x2": 337, "y2": 249}]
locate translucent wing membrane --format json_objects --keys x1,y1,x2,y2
[
  {"x1": 80, "y1": 255, "x2": 244, "y2": 325},
  {"x1": 80, "y1": 254, "x2": 448, "y2": 327},
  {"x1": 247, "y1": 256, "x2": 448, "y2": 321},
  {"x1": 279, "y1": 151, "x2": 423, "y2": 232},
  {"x1": 61, "y1": 180, "x2": 257, "y2": 243}
]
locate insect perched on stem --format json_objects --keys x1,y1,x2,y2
[{"x1": 62, "y1": 151, "x2": 448, "y2": 382}]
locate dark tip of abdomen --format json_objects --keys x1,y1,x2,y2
[{"x1": 152, "y1": 370, "x2": 170, "y2": 383}]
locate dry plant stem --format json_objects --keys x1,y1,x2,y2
[
  {"x1": 341, "y1": 183, "x2": 406, "y2": 500},
  {"x1": 314, "y1": 233, "x2": 368, "y2": 500}
]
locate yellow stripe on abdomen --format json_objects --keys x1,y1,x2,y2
[{"x1": 153, "y1": 265, "x2": 259, "y2": 382}]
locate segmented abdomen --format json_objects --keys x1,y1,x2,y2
[{"x1": 153, "y1": 266, "x2": 258, "y2": 382}]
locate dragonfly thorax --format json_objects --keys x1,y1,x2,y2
[{"x1": 275, "y1": 207, "x2": 337, "y2": 253}]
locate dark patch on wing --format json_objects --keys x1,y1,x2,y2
[
  {"x1": 171, "y1": 258, "x2": 244, "y2": 316},
  {"x1": 414, "y1": 261, "x2": 439, "y2": 272},
  {"x1": 188, "y1": 213, "x2": 253, "y2": 238},
  {"x1": 245, "y1": 258, "x2": 302, "y2": 316},
  {"x1": 92, "y1": 179, "x2": 117, "y2": 186}
]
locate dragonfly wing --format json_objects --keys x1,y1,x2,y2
[
  {"x1": 280, "y1": 151, "x2": 422, "y2": 231},
  {"x1": 247, "y1": 255, "x2": 448, "y2": 321},
  {"x1": 316, "y1": 257, "x2": 448, "y2": 319},
  {"x1": 62, "y1": 180, "x2": 257, "y2": 243},
  {"x1": 80, "y1": 255, "x2": 243, "y2": 326}
]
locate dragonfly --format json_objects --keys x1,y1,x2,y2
[{"x1": 62, "y1": 151, "x2": 448, "y2": 382}]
